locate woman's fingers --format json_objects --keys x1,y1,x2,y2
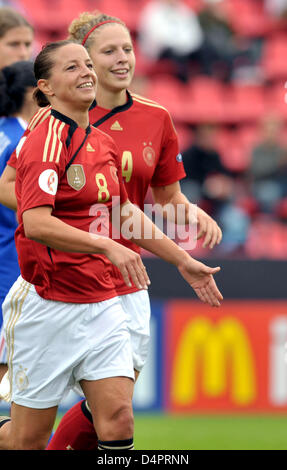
[
  {"x1": 202, "y1": 284, "x2": 221, "y2": 307},
  {"x1": 194, "y1": 287, "x2": 208, "y2": 304},
  {"x1": 193, "y1": 276, "x2": 223, "y2": 307},
  {"x1": 117, "y1": 262, "x2": 133, "y2": 288},
  {"x1": 128, "y1": 261, "x2": 146, "y2": 289},
  {"x1": 119, "y1": 256, "x2": 150, "y2": 290},
  {"x1": 208, "y1": 276, "x2": 223, "y2": 301},
  {"x1": 202, "y1": 221, "x2": 221, "y2": 249},
  {"x1": 137, "y1": 257, "x2": 151, "y2": 286},
  {"x1": 202, "y1": 222, "x2": 213, "y2": 248}
]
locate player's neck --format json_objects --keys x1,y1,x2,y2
[{"x1": 96, "y1": 88, "x2": 127, "y2": 110}]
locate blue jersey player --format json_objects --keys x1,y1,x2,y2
[{"x1": 0, "y1": 61, "x2": 37, "y2": 378}]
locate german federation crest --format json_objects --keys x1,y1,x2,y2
[{"x1": 143, "y1": 143, "x2": 156, "y2": 167}]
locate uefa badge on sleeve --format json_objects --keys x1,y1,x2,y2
[{"x1": 38, "y1": 169, "x2": 58, "y2": 195}]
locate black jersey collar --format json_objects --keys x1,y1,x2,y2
[
  {"x1": 51, "y1": 109, "x2": 91, "y2": 134},
  {"x1": 91, "y1": 90, "x2": 133, "y2": 127},
  {"x1": 89, "y1": 99, "x2": 97, "y2": 111}
]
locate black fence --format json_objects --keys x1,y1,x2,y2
[{"x1": 144, "y1": 258, "x2": 287, "y2": 300}]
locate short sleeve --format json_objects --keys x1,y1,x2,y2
[
  {"x1": 7, "y1": 128, "x2": 31, "y2": 169},
  {"x1": 16, "y1": 129, "x2": 66, "y2": 216},
  {"x1": 7, "y1": 148, "x2": 17, "y2": 169},
  {"x1": 150, "y1": 111, "x2": 186, "y2": 187}
]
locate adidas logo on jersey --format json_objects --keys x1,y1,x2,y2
[
  {"x1": 110, "y1": 120, "x2": 123, "y2": 131},
  {"x1": 86, "y1": 142, "x2": 95, "y2": 152}
]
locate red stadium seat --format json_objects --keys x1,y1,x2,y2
[
  {"x1": 133, "y1": 42, "x2": 178, "y2": 77},
  {"x1": 20, "y1": 0, "x2": 89, "y2": 33},
  {"x1": 33, "y1": 30, "x2": 55, "y2": 52},
  {"x1": 99, "y1": 0, "x2": 150, "y2": 31},
  {"x1": 184, "y1": 77, "x2": 228, "y2": 123},
  {"x1": 224, "y1": 0, "x2": 273, "y2": 37},
  {"x1": 237, "y1": 124, "x2": 260, "y2": 162},
  {"x1": 265, "y1": 82, "x2": 287, "y2": 120},
  {"x1": 144, "y1": 75, "x2": 186, "y2": 122},
  {"x1": 261, "y1": 34, "x2": 287, "y2": 80},
  {"x1": 182, "y1": 0, "x2": 204, "y2": 12},
  {"x1": 215, "y1": 128, "x2": 253, "y2": 172},
  {"x1": 175, "y1": 124, "x2": 193, "y2": 152},
  {"x1": 18, "y1": 0, "x2": 49, "y2": 30},
  {"x1": 228, "y1": 84, "x2": 266, "y2": 123},
  {"x1": 246, "y1": 219, "x2": 287, "y2": 258},
  {"x1": 237, "y1": 124, "x2": 260, "y2": 146},
  {"x1": 58, "y1": 0, "x2": 92, "y2": 29}
]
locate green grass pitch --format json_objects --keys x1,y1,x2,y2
[{"x1": 55, "y1": 412, "x2": 287, "y2": 450}]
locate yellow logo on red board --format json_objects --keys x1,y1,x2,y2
[{"x1": 172, "y1": 316, "x2": 256, "y2": 406}]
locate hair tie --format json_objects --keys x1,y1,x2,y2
[{"x1": 82, "y1": 20, "x2": 122, "y2": 46}]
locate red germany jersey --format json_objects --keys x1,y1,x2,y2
[
  {"x1": 89, "y1": 92, "x2": 186, "y2": 294},
  {"x1": 9, "y1": 92, "x2": 186, "y2": 296},
  {"x1": 15, "y1": 109, "x2": 127, "y2": 303}
]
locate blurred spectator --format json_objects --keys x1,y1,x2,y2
[
  {"x1": 0, "y1": 60, "x2": 38, "y2": 376},
  {"x1": 198, "y1": 0, "x2": 235, "y2": 81},
  {"x1": 247, "y1": 114, "x2": 287, "y2": 213},
  {"x1": 264, "y1": 0, "x2": 287, "y2": 18},
  {"x1": 137, "y1": 0, "x2": 216, "y2": 81},
  {"x1": 200, "y1": 0, "x2": 263, "y2": 83},
  {"x1": 181, "y1": 123, "x2": 250, "y2": 251},
  {"x1": 181, "y1": 123, "x2": 233, "y2": 203},
  {"x1": 0, "y1": 6, "x2": 34, "y2": 69}
]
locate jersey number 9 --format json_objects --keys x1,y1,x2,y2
[{"x1": 122, "y1": 151, "x2": 133, "y2": 183}]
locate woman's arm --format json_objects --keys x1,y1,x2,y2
[
  {"x1": 120, "y1": 201, "x2": 223, "y2": 307},
  {"x1": 152, "y1": 181, "x2": 222, "y2": 249},
  {"x1": 0, "y1": 165, "x2": 17, "y2": 211},
  {"x1": 22, "y1": 206, "x2": 150, "y2": 290}
]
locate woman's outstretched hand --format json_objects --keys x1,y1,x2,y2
[{"x1": 178, "y1": 259, "x2": 223, "y2": 307}]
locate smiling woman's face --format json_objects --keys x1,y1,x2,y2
[
  {"x1": 88, "y1": 23, "x2": 135, "y2": 94},
  {"x1": 39, "y1": 43, "x2": 97, "y2": 108}
]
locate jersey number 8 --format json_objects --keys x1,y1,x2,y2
[{"x1": 95, "y1": 173, "x2": 110, "y2": 202}]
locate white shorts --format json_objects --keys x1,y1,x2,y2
[
  {"x1": 2, "y1": 276, "x2": 134, "y2": 409},
  {"x1": 119, "y1": 289, "x2": 151, "y2": 372},
  {"x1": 0, "y1": 288, "x2": 151, "y2": 372},
  {"x1": 0, "y1": 324, "x2": 6, "y2": 364}
]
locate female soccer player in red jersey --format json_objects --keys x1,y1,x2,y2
[
  {"x1": 0, "y1": 12, "x2": 223, "y2": 449},
  {"x1": 0, "y1": 39, "x2": 222, "y2": 450},
  {"x1": 46, "y1": 12, "x2": 223, "y2": 451}
]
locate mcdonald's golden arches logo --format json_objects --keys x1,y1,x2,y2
[{"x1": 171, "y1": 316, "x2": 256, "y2": 406}]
